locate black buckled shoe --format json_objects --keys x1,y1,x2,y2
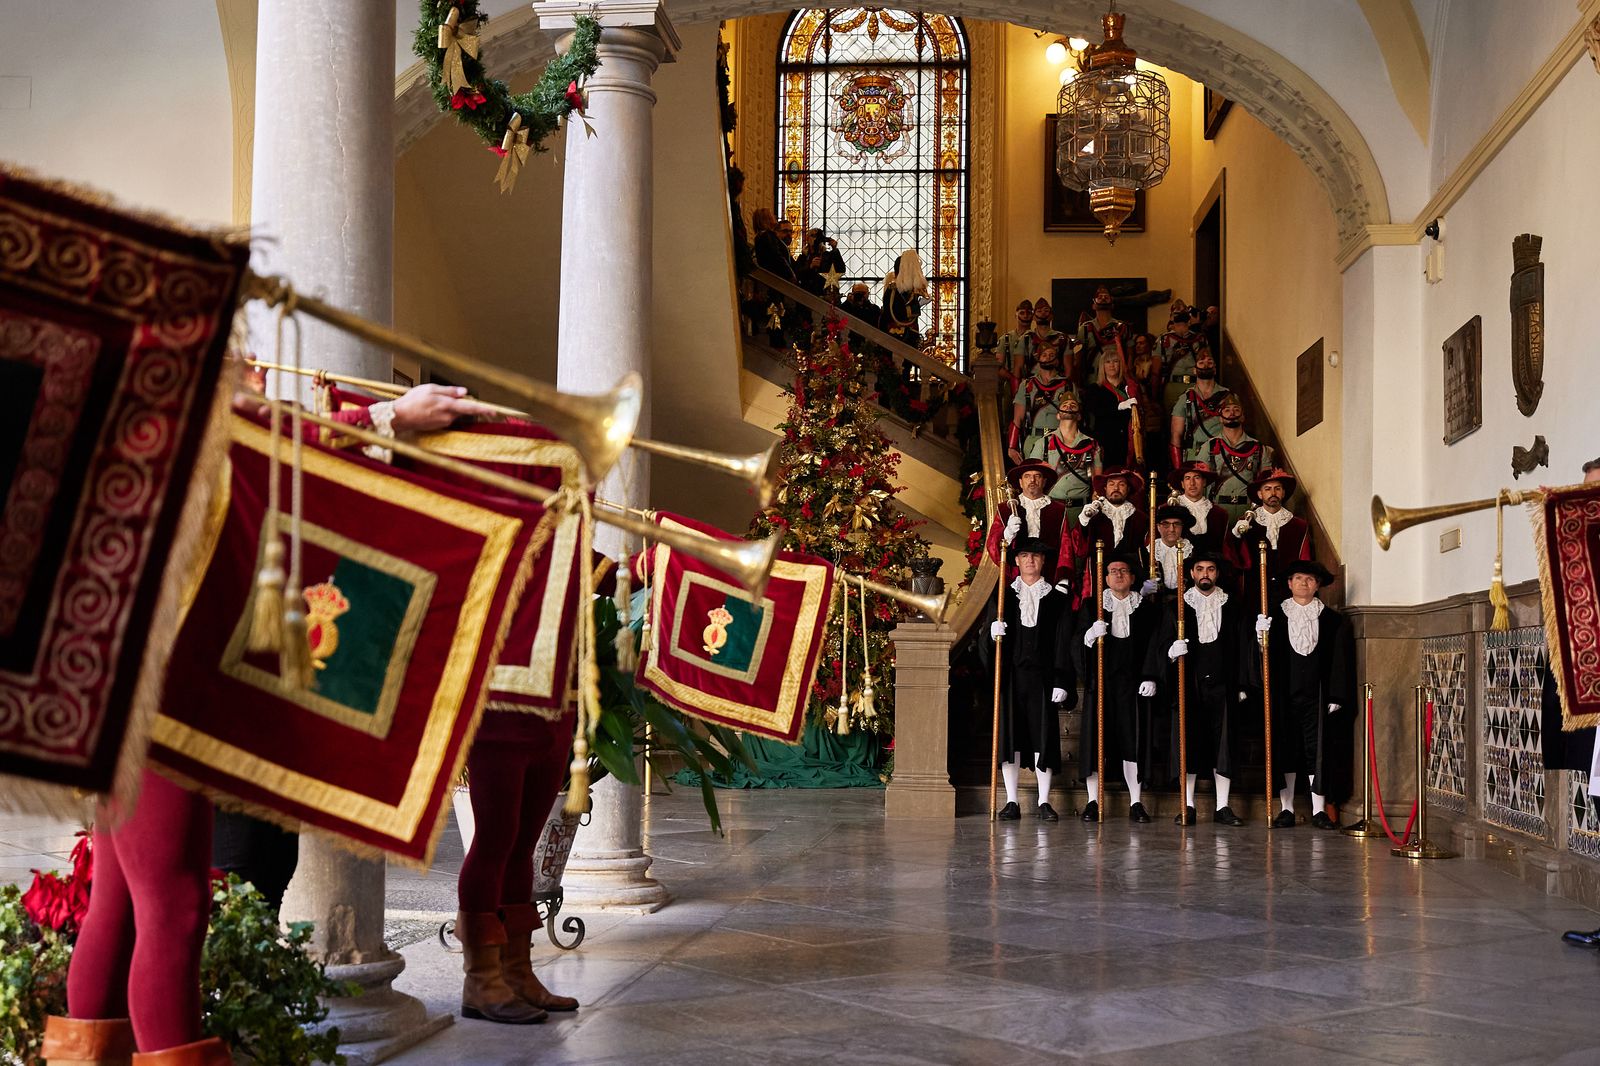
[
  {"x1": 997, "y1": 801, "x2": 1021, "y2": 821},
  {"x1": 1128, "y1": 802, "x2": 1151, "y2": 823},
  {"x1": 1213, "y1": 806, "x2": 1245, "y2": 826},
  {"x1": 1271, "y1": 809, "x2": 1297, "y2": 828},
  {"x1": 1080, "y1": 800, "x2": 1100, "y2": 822},
  {"x1": 1310, "y1": 811, "x2": 1337, "y2": 830},
  {"x1": 1037, "y1": 803, "x2": 1060, "y2": 822},
  {"x1": 1174, "y1": 805, "x2": 1197, "y2": 826},
  {"x1": 1561, "y1": 927, "x2": 1600, "y2": 947}
]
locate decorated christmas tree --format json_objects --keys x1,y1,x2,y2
[{"x1": 751, "y1": 316, "x2": 931, "y2": 761}]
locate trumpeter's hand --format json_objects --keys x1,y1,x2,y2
[
  {"x1": 1083, "y1": 620, "x2": 1109, "y2": 646},
  {"x1": 1138, "y1": 681, "x2": 1157, "y2": 697},
  {"x1": 390, "y1": 384, "x2": 494, "y2": 434}
]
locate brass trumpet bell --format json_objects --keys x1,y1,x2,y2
[
  {"x1": 1371, "y1": 493, "x2": 1499, "y2": 550},
  {"x1": 631, "y1": 438, "x2": 782, "y2": 510},
  {"x1": 856, "y1": 575, "x2": 949, "y2": 625},
  {"x1": 595, "y1": 501, "x2": 785, "y2": 600}
]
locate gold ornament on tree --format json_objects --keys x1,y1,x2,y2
[
  {"x1": 437, "y1": 7, "x2": 482, "y2": 95},
  {"x1": 496, "y1": 113, "x2": 531, "y2": 193}
]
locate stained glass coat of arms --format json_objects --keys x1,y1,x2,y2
[{"x1": 779, "y1": 9, "x2": 968, "y2": 367}]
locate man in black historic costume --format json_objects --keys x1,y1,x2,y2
[
  {"x1": 980, "y1": 537, "x2": 1078, "y2": 821},
  {"x1": 1251, "y1": 559, "x2": 1355, "y2": 829},
  {"x1": 1142, "y1": 552, "x2": 1249, "y2": 826},
  {"x1": 1149, "y1": 505, "x2": 1196, "y2": 601},
  {"x1": 1080, "y1": 554, "x2": 1158, "y2": 823}
]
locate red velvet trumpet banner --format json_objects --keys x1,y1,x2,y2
[
  {"x1": 149, "y1": 415, "x2": 541, "y2": 867},
  {"x1": 0, "y1": 168, "x2": 247, "y2": 817},
  {"x1": 637, "y1": 512, "x2": 833, "y2": 743},
  {"x1": 1532, "y1": 481, "x2": 1600, "y2": 731},
  {"x1": 407, "y1": 421, "x2": 585, "y2": 718}
]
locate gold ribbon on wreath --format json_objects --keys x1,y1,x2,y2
[
  {"x1": 496, "y1": 113, "x2": 531, "y2": 194},
  {"x1": 437, "y1": 7, "x2": 482, "y2": 95}
]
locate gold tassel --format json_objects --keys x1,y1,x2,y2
[
  {"x1": 835, "y1": 581, "x2": 851, "y2": 736},
  {"x1": 565, "y1": 734, "x2": 591, "y2": 815},
  {"x1": 1490, "y1": 492, "x2": 1511, "y2": 632},
  {"x1": 614, "y1": 563, "x2": 638, "y2": 672},
  {"x1": 247, "y1": 538, "x2": 286, "y2": 652},
  {"x1": 855, "y1": 577, "x2": 876, "y2": 724},
  {"x1": 280, "y1": 603, "x2": 315, "y2": 689}
]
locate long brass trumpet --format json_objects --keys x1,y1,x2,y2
[
  {"x1": 1371, "y1": 492, "x2": 1538, "y2": 550},
  {"x1": 856, "y1": 574, "x2": 948, "y2": 625},
  {"x1": 243, "y1": 274, "x2": 640, "y2": 483},
  {"x1": 246, "y1": 359, "x2": 780, "y2": 508},
  {"x1": 287, "y1": 407, "x2": 784, "y2": 598}
]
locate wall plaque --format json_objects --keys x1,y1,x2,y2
[
  {"x1": 1295, "y1": 338, "x2": 1323, "y2": 435},
  {"x1": 1442, "y1": 314, "x2": 1482, "y2": 445},
  {"x1": 1510, "y1": 234, "x2": 1544, "y2": 417}
]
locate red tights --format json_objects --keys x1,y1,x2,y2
[
  {"x1": 68, "y1": 769, "x2": 213, "y2": 1052},
  {"x1": 457, "y1": 711, "x2": 574, "y2": 915}
]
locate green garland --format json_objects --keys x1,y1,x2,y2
[{"x1": 412, "y1": 0, "x2": 601, "y2": 168}]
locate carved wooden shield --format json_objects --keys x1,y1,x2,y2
[{"x1": 1510, "y1": 233, "x2": 1544, "y2": 417}]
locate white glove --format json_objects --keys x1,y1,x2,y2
[
  {"x1": 1167, "y1": 639, "x2": 1189, "y2": 660},
  {"x1": 1140, "y1": 578, "x2": 1160, "y2": 597},
  {"x1": 1003, "y1": 514, "x2": 1022, "y2": 544},
  {"x1": 1051, "y1": 687, "x2": 1068, "y2": 704},
  {"x1": 1255, "y1": 615, "x2": 1273, "y2": 635},
  {"x1": 1083, "y1": 620, "x2": 1109, "y2": 647},
  {"x1": 1138, "y1": 681, "x2": 1157, "y2": 697},
  {"x1": 990, "y1": 621, "x2": 1007, "y2": 641},
  {"x1": 1053, "y1": 578, "x2": 1072, "y2": 595},
  {"x1": 1233, "y1": 519, "x2": 1251, "y2": 537},
  {"x1": 1328, "y1": 703, "x2": 1342, "y2": 715},
  {"x1": 1238, "y1": 691, "x2": 1248, "y2": 702},
  {"x1": 1079, "y1": 500, "x2": 1100, "y2": 524},
  {"x1": 1117, "y1": 397, "x2": 1138, "y2": 411}
]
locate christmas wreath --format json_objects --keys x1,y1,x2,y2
[{"x1": 412, "y1": 0, "x2": 602, "y2": 191}]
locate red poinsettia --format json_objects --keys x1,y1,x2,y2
[
  {"x1": 487, "y1": 144, "x2": 509, "y2": 158},
  {"x1": 451, "y1": 87, "x2": 488, "y2": 111},
  {"x1": 23, "y1": 831, "x2": 93, "y2": 936},
  {"x1": 564, "y1": 80, "x2": 585, "y2": 112}
]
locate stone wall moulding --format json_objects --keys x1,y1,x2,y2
[{"x1": 391, "y1": 1, "x2": 1391, "y2": 246}]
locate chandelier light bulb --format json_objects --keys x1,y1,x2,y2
[
  {"x1": 1069, "y1": 36, "x2": 1090, "y2": 51},
  {"x1": 1045, "y1": 39, "x2": 1068, "y2": 65},
  {"x1": 1059, "y1": 68, "x2": 1076, "y2": 86}
]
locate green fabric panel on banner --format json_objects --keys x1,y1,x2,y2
[
  {"x1": 312, "y1": 558, "x2": 413, "y2": 716},
  {"x1": 674, "y1": 719, "x2": 883, "y2": 790},
  {"x1": 713, "y1": 594, "x2": 765, "y2": 673}
]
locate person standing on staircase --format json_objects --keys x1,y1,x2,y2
[
  {"x1": 1170, "y1": 349, "x2": 1228, "y2": 467},
  {"x1": 1080, "y1": 555, "x2": 1159, "y2": 823},
  {"x1": 1007, "y1": 336, "x2": 1072, "y2": 464},
  {"x1": 1029, "y1": 392, "x2": 1100, "y2": 523},
  {"x1": 1168, "y1": 460, "x2": 1229, "y2": 556},
  {"x1": 1208, "y1": 393, "x2": 1273, "y2": 521}
]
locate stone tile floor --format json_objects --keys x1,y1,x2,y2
[{"x1": 382, "y1": 789, "x2": 1600, "y2": 1065}]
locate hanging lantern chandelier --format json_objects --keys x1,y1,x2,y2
[{"x1": 1055, "y1": 2, "x2": 1171, "y2": 243}]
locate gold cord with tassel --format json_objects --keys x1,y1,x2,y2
[
  {"x1": 614, "y1": 557, "x2": 638, "y2": 672},
  {"x1": 855, "y1": 576, "x2": 876, "y2": 727},
  {"x1": 279, "y1": 308, "x2": 314, "y2": 689},
  {"x1": 1490, "y1": 490, "x2": 1511, "y2": 633},
  {"x1": 247, "y1": 307, "x2": 292, "y2": 653},
  {"x1": 835, "y1": 580, "x2": 851, "y2": 736},
  {"x1": 637, "y1": 536, "x2": 654, "y2": 654},
  {"x1": 565, "y1": 489, "x2": 599, "y2": 815}
]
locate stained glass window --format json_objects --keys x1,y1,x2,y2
[{"x1": 778, "y1": 9, "x2": 969, "y2": 368}]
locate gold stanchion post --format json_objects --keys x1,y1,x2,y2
[
  {"x1": 1342, "y1": 682, "x2": 1386, "y2": 838},
  {"x1": 1392, "y1": 685, "x2": 1457, "y2": 860}
]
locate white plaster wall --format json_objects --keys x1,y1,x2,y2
[
  {"x1": 0, "y1": 1, "x2": 233, "y2": 224},
  {"x1": 1413, "y1": 60, "x2": 1600, "y2": 603}
]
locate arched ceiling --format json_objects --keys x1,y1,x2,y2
[{"x1": 394, "y1": 0, "x2": 1396, "y2": 243}]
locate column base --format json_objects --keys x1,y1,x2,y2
[
  {"x1": 318, "y1": 955, "x2": 452, "y2": 1066},
  {"x1": 561, "y1": 849, "x2": 670, "y2": 912},
  {"x1": 886, "y1": 771, "x2": 956, "y2": 819}
]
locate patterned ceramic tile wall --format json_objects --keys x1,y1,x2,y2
[
  {"x1": 1482, "y1": 628, "x2": 1548, "y2": 838},
  {"x1": 1571, "y1": 771, "x2": 1600, "y2": 861},
  {"x1": 1422, "y1": 635, "x2": 1468, "y2": 813}
]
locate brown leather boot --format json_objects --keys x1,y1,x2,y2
[
  {"x1": 456, "y1": 911, "x2": 548, "y2": 1024},
  {"x1": 129, "y1": 1037, "x2": 232, "y2": 1065},
  {"x1": 41, "y1": 1016, "x2": 135, "y2": 1065},
  {"x1": 500, "y1": 903, "x2": 579, "y2": 1012}
]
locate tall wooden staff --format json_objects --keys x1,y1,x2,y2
[
  {"x1": 989, "y1": 484, "x2": 1013, "y2": 821},
  {"x1": 1147, "y1": 475, "x2": 1159, "y2": 581},
  {"x1": 1258, "y1": 539, "x2": 1273, "y2": 829},
  {"x1": 1095, "y1": 538, "x2": 1107, "y2": 824},
  {"x1": 1175, "y1": 544, "x2": 1189, "y2": 825}
]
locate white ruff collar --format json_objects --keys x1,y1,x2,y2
[
  {"x1": 1016, "y1": 494, "x2": 1052, "y2": 538},
  {"x1": 1102, "y1": 589, "x2": 1142, "y2": 638},
  {"x1": 1254, "y1": 506, "x2": 1294, "y2": 548},
  {"x1": 1153, "y1": 538, "x2": 1193, "y2": 589},
  {"x1": 1184, "y1": 587, "x2": 1229, "y2": 643},
  {"x1": 1282, "y1": 596, "x2": 1324, "y2": 656},
  {"x1": 1103, "y1": 500, "x2": 1136, "y2": 545},
  {"x1": 1011, "y1": 576, "x2": 1051, "y2": 627},
  {"x1": 1176, "y1": 494, "x2": 1211, "y2": 535}
]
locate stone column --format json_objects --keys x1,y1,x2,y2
[
  {"x1": 252, "y1": 1, "x2": 449, "y2": 1060},
  {"x1": 534, "y1": 0, "x2": 679, "y2": 913},
  {"x1": 886, "y1": 621, "x2": 959, "y2": 819}
]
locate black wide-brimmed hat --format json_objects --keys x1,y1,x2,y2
[
  {"x1": 1010, "y1": 535, "x2": 1052, "y2": 559},
  {"x1": 1284, "y1": 559, "x2": 1335, "y2": 587},
  {"x1": 1092, "y1": 467, "x2": 1145, "y2": 499},
  {"x1": 1249, "y1": 466, "x2": 1298, "y2": 503},
  {"x1": 1006, "y1": 460, "x2": 1059, "y2": 494},
  {"x1": 1154, "y1": 505, "x2": 1196, "y2": 531}
]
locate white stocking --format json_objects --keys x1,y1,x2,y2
[
  {"x1": 1085, "y1": 772, "x2": 1100, "y2": 805},
  {"x1": 1184, "y1": 773, "x2": 1197, "y2": 808},
  {"x1": 1035, "y1": 766, "x2": 1053, "y2": 807},
  {"x1": 1280, "y1": 771, "x2": 1297, "y2": 813},
  {"x1": 1215, "y1": 773, "x2": 1232, "y2": 811},
  {"x1": 1001, "y1": 757, "x2": 1020, "y2": 804},
  {"x1": 1122, "y1": 760, "x2": 1142, "y2": 805},
  {"x1": 1310, "y1": 791, "x2": 1326, "y2": 815}
]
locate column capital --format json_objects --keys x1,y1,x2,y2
[{"x1": 534, "y1": 0, "x2": 681, "y2": 62}]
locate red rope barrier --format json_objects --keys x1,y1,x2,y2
[{"x1": 1365, "y1": 697, "x2": 1434, "y2": 848}]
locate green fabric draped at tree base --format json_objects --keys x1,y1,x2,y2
[{"x1": 674, "y1": 720, "x2": 883, "y2": 789}]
